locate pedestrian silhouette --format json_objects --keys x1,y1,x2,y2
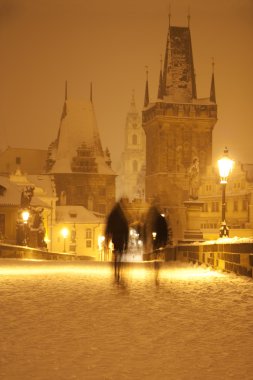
[{"x1": 105, "y1": 200, "x2": 129, "y2": 281}]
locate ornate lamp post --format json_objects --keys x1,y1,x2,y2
[
  {"x1": 61, "y1": 227, "x2": 69, "y2": 253},
  {"x1": 218, "y1": 147, "x2": 234, "y2": 237}
]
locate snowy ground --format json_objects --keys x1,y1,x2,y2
[{"x1": 0, "y1": 259, "x2": 253, "y2": 380}]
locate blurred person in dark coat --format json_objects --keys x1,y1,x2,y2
[{"x1": 105, "y1": 199, "x2": 129, "y2": 281}]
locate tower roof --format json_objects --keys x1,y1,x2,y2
[
  {"x1": 162, "y1": 25, "x2": 197, "y2": 102},
  {"x1": 50, "y1": 99, "x2": 114, "y2": 175}
]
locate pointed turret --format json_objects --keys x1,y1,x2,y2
[
  {"x1": 61, "y1": 80, "x2": 68, "y2": 120},
  {"x1": 162, "y1": 28, "x2": 169, "y2": 97},
  {"x1": 210, "y1": 60, "x2": 216, "y2": 103},
  {"x1": 144, "y1": 67, "x2": 149, "y2": 107},
  {"x1": 157, "y1": 57, "x2": 163, "y2": 100}
]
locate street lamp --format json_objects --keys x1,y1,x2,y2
[
  {"x1": 21, "y1": 209, "x2": 30, "y2": 246},
  {"x1": 152, "y1": 231, "x2": 157, "y2": 250},
  {"x1": 218, "y1": 147, "x2": 234, "y2": 237},
  {"x1": 61, "y1": 227, "x2": 69, "y2": 253}
]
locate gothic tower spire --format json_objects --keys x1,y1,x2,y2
[
  {"x1": 210, "y1": 59, "x2": 216, "y2": 103},
  {"x1": 61, "y1": 80, "x2": 68, "y2": 120},
  {"x1": 157, "y1": 56, "x2": 163, "y2": 100},
  {"x1": 144, "y1": 67, "x2": 149, "y2": 107}
]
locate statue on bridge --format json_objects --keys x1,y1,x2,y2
[{"x1": 188, "y1": 157, "x2": 200, "y2": 201}]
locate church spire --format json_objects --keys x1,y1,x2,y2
[
  {"x1": 129, "y1": 89, "x2": 138, "y2": 114},
  {"x1": 144, "y1": 66, "x2": 149, "y2": 107},
  {"x1": 157, "y1": 56, "x2": 163, "y2": 100},
  {"x1": 210, "y1": 58, "x2": 216, "y2": 103}
]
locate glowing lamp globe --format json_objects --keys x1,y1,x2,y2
[
  {"x1": 22, "y1": 210, "x2": 30, "y2": 224},
  {"x1": 218, "y1": 147, "x2": 234, "y2": 184},
  {"x1": 61, "y1": 227, "x2": 69, "y2": 239}
]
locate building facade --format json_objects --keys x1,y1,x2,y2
[{"x1": 199, "y1": 162, "x2": 253, "y2": 240}]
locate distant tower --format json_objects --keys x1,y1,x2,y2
[
  {"x1": 117, "y1": 92, "x2": 146, "y2": 200},
  {"x1": 142, "y1": 20, "x2": 217, "y2": 240},
  {"x1": 46, "y1": 83, "x2": 116, "y2": 215}
]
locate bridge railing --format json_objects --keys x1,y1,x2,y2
[
  {"x1": 0, "y1": 243, "x2": 77, "y2": 261},
  {"x1": 143, "y1": 241, "x2": 253, "y2": 278}
]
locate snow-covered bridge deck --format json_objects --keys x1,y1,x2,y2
[{"x1": 0, "y1": 259, "x2": 253, "y2": 379}]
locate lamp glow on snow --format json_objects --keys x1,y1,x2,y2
[
  {"x1": 21, "y1": 210, "x2": 30, "y2": 246},
  {"x1": 218, "y1": 147, "x2": 234, "y2": 238},
  {"x1": 61, "y1": 227, "x2": 69, "y2": 253},
  {"x1": 98, "y1": 235, "x2": 105, "y2": 249},
  {"x1": 98, "y1": 235, "x2": 105, "y2": 260}
]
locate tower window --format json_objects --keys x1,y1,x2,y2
[{"x1": 132, "y1": 134, "x2": 137, "y2": 145}]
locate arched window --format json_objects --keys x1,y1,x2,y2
[
  {"x1": 132, "y1": 134, "x2": 137, "y2": 145},
  {"x1": 133, "y1": 160, "x2": 138, "y2": 172}
]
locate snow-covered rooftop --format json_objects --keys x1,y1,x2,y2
[
  {"x1": 0, "y1": 172, "x2": 56, "y2": 208},
  {"x1": 50, "y1": 99, "x2": 115, "y2": 176},
  {"x1": 56, "y1": 205, "x2": 105, "y2": 224}
]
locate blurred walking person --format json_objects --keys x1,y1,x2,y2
[{"x1": 105, "y1": 200, "x2": 129, "y2": 281}]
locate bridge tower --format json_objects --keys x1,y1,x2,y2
[{"x1": 142, "y1": 19, "x2": 217, "y2": 240}]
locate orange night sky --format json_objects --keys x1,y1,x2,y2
[{"x1": 0, "y1": 0, "x2": 253, "y2": 170}]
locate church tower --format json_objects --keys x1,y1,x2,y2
[
  {"x1": 142, "y1": 19, "x2": 217, "y2": 239},
  {"x1": 46, "y1": 82, "x2": 116, "y2": 215},
  {"x1": 117, "y1": 92, "x2": 146, "y2": 200}
]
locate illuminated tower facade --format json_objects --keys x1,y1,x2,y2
[
  {"x1": 117, "y1": 93, "x2": 146, "y2": 200},
  {"x1": 142, "y1": 20, "x2": 217, "y2": 239}
]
